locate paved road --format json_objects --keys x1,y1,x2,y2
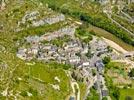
[
  {"x1": 68, "y1": 71, "x2": 80, "y2": 100},
  {"x1": 71, "y1": 81, "x2": 80, "y2": 100}
]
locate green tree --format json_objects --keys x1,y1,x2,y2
[
  {"x1": 129, "y1": 68, "x2": 134, "y2": 77},
  {"x1": 86, "y1": 50, "x2": 93, "y2": 58},
  {"x1": 112, "y1": 87, "x2": 120, "y2": 100},
  {"x1": 20, "y1": 91, "x2": 28, "y2": 97},
  {"x1": 102, "y1": 97, "x2": 108, "y2": 100},
  {"x1": 107, "y1": 46, "x2": 113, "y2": 52},
  {"x1": 112, "y1": 6, "x2": 118, "y2": 13},
  {"x1": 92, "y1": 69, "x2": 96, "y2": 76},
  {"x1": 128, "y1": 3, "x2": 134, "y2": 11},
  {"x1": 103, "y1": 56, "x2": 111, "y2": 64}
]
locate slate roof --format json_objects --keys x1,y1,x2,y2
[{"x1": 102, "y1": 90, "x2": 108, "y2": 97}]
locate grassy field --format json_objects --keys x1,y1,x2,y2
[
  {"x1": 120, "y1": 89, "x2": 134, "y2": 100},
  {"x1": 106, "y1": 62, "x2": 132, "y2": 86},
  {"x1": 104, "y1": 62, "x2": 134, "y2": 100},
  {"x1": 0, "y1": 48, "x2": 71, "y2": 100},
  {"x1": 28, "y1": 63, "x2": 71, "y2": 100}
]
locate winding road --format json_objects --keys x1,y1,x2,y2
[
  {"x1": 67, "y1": 71, "x2": 80, "y2": 100},
  {"x1": 71, "y1": 81, "x2": 80, "y2": 100}
]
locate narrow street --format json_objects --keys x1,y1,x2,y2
[{"x1": 96, "y1": 72, "x2": 102, "y2": 100}]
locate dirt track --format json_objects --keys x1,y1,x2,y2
[{"x1": 102, "y1": 37, "x2": 128, "y2": 54}]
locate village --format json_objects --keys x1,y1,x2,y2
[
  {"x1": 16, "y1": 18, "x2": 134, "y2": 99},
  {"x1": 1, "y1": 0, "x2": 134, "y2": 100}
]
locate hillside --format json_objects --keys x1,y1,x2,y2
[{"x1": 0, "y1": 0, "x2": 134, "y2": 100}]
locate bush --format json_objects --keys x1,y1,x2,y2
[
  {"x1": 92, "y1": 69, "x2": 96, "y2": 76},
  {"x1": 76, "y1": 27, "x2": 93, "y2": 43},
  {"x1": 86, "y1": 50, "x2": 93, "y2": 58},
  {"x1": 112, "y1": 87, "x2": 120, "y2": 100},
  {"x1": 125, "y1": 96, "x2": 132, "y2": 100},
  {"x1": 129, "y1": 68, "x2": 134, "y2": 77},
  {"x1": 103, "y1": 56, "x2": 111, "y2": 65},
  {"x1": 20, "y1": 91, "x2": 28, "y2": 97},
  {"x1": 29, "y1": 87, "x2": 38, "y2": 96},
  {"x1": 102, "y1": 97, "x2": 108, "y2": 100}
]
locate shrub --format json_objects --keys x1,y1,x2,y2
[{"x1": 103, "y1": 56, "x2": 111, "y2": 65}]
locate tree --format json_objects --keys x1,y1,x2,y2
[
  {"x1": 47, "y1": 2, "x2": 134, "y2": 46},
  {"x1": 128, "y1": 3, "x2": 134, "y2": 11},
  {"x1": 86, "y1": 50, "x2": 93, "y2": 58},
  {"x1": 103, "y1": 56, "x2": 111, "y2": 64},
  {"x1": 29, "y1": 87, "x2": 38, "y2": 96},
  {"x1": 112, "y1": 6, "x2": 119, "y2": 13},
  {"x1": 107, "y1": 46, "x2": 113, "y2": 52},
  {"x1": 129, "y1": 68, "x2": 134, "y2": 77},
  {"x1": 71, "y1": 71, "x2": 75, "y2": 78},
  {"x1": 60, "y1": 8, "x2": 70, "y2": 14},
  {"x1": 125, "y1": 96, "x2": 132, "y2": 100},
  {"x1": 89, "y1": 30, "x2": 96, "y2": 35},
  {"x1": 112, "y1": 90, "x2": 119, "y2": 99},
  {"x1": 92, "y1": 69, "x2": 96, "y2": 76},
  {"x1": 112, "y1": 87, "x2": 120, "y2": 100},
  {"x1": 20, "y1": 91, "x2": 28, "y2": 97},
  {"x1": 102, "y1": 97, "x2": 108, "y2": 100},
  {"x1": 75, "y1": 52, "x2": 81, "y2": 57}
]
